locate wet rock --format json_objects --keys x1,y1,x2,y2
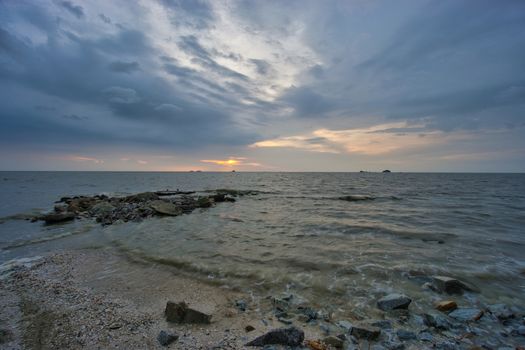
[
  {"x1": 370, "y1": 320, "x2": 392, "y2": 329},
  {"x1": 377, "y1": 293, "x2": 412, "y2": 311},
  {"x1": 235, "y1": 299, "x2": 247, "y2": 312},
  {"x1": 164, "y1": 301, "x2": 212, "y2": 324},
  {"x1": 150, "y1": 200, "x2": 182, "y2": 216},
  {"x1": 89, "y1": 202, "x2": 115, "y2": 216},
  {"x1": 322, "y1": 335, "x2": 344, "y2": 348},
  {"x1": 305, "y1": 339, "x2": 327, "y2": 350},
  {"x1": 396, "y1": 329, "x2": 416, "y2": 340},
  {"x1": 350, "y1": 323, "x2": 381, "y2": 340},
  {"x1": 42, "y1": 211, "x2": 75, "y2": 224},
  {"x1": 419, "y1": 331, "x2": 433, "y2": 342},
  {"x1": 197, "y1": 197, "x2": 213, "y2": 208},
  {"x1": 297, "y1": 306, "x2": 318, "y2": 321},
  {"x1": 277, "y1": 317, "x2": 293, "y2": 325},
  {"x1": 339, "y1": 195, "x2": 375, "y2": 202},
  {"x1": 245, "y1": 326, "x2": 304, "y2": 347},
  {"x1": 488, "y1": 304, "x2": 514, "y2": 320},
  {"x1": 157, "y1": 330, "x2": 178, "y2": 346},
  {"x1": 422, "y1": 313, "x2": 451, "y2": 330},
  {"x1": 336, "y1": 320, "x2": 353, "y2": 331},
  {"x1": 435, "y1": 300, "x2": 458, "y2": 312},
  {"x1": 431, "y1": 276, "x2": 478, "y2": 294},
  {"x1": 124, "y1": 192, "x2": 159, "y2": 203},
  {"x1": 271, "y1": 297, "x2": 290, "y2": 311},
  {"x1": 448, "y1": 308, "x2": 483, "y2": 322}
]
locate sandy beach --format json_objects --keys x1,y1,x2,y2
[{"x1": 0, "y1": 248, "x2": 325, "y2": 350}]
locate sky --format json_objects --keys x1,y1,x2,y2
[{"x1": 1, "y1": 0, "x2": 524, "y2": 172}]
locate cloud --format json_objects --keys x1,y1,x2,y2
[
  {"x1": 68, "y1": 155, "x2": 103, "y2": 164},
  {"x1": 252, "y1": 122, "x2": 475, "y2": 156},
  {"x1": 58, "y1": 1, "x2": 85, "y2": 19},
  {"x1": 108, "y1": 61, "x2": 141, "y2": 73},
  {"x1": 0, "y1": 0, "x2": 524, "y2": 171},
  {"x1": 102, "y1": 86, "x2": 140, "y2": 104},
  {"x1": 250, "y1": 59, "x2": 271, "y2": 75}
]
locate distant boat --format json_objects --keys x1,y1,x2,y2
[{"x1": 382, "y1": 169, "x2": 391, "y2": 173}]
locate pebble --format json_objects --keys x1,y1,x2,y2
[{"x1": 435, "y1": 300, "x2": 458, "y2": 312}]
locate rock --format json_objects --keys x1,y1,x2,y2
[
  {"x1": 370, "y1": 320, "x2": 392, "y2": 329},
  {"x1": 382, "y1": 170, "x2": 391, "y2": 173},
  {"x1": 448, "y1": 308, "x2": 483, "y2": 322},
  {"x1": 435, "y1": 300, "x2": 458, "y2": 312},
  {"x1": 271, "y1": 297, "x2": 290, "y2": 311},
  {"x1": 305, "y1": 339, "x2": 327, "y2": 350},
  {"x1": 322, "y1": 335, "x2": 344, "y2": 348},
  {"x1": 197, "y1": 197, "x2": 213, "y2": 208},
  {"x1": 245, "y1": 325, "x2": 255, "y2": 332},
  {"x1": 89, "y1": 202, "x2": 115, "y2": 216},
  {"x1": 488, "y1": 304, "x2": 514, "y2": 320},
  {"x1": 235, "y1": 299, "x2": 247, "y2": 312},
  {"x1": 377, "y1": 293, "x2": 412, "y2": 311},
  {"x1": 422, "y1": 313, "x2": 451, "y2": 330},
  {"x1": 297, "y1": 306, "x2": 318, "y2": 321},
  {"x1": 245, "y1": 326, "x2": 304, "y2": 347},
  {"x1": 339, "y1": 195, "x2": 375, "y2": 202},
  {"x1": 164, "y1": 301, "x2": 212, "y2": 324},
  {"x1": 431, "y1": 276, "x2": 478, "y2": 294},
  {"x1": 419, "y1": 331, "x2": 433, "y2": 342},
  {"x1": 42, "y1": 211, "x2": 75, "y2": 224},
  {"x1": 150, "y1": 200, "x2": 182, "y2": 216},
  {"x1": 350, "y1": 323, "x2": 381, "y2": 340},
  {"x1": 157, "y1": 330, "x2": 179, "y2": 346},
  {"x1": 124, "y1": 192, "x2": 159, "y2": 203},
  {"x1": 396, "y1": 329, "x2": 416, "y2": 340},
  {"x1": 336, "y1": 320, "x2": 353, "y2": 331},
  {"x1": 277, "y1": 317, "x2": 293, "y2": 325},
  {"x1": 518, "y1": 325, "x2": 525, "y2": 335}
]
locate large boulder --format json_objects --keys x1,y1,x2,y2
[
  {"x1": 245, "y1": 326, "x2": 304, "y2": 347},
  {"x1": 164, "y1": 301, "x2": 211, "y2": 324},
  {"x1": 377, "y1": 293, "x2": 412, "y2": 311},
  {"x1": 150, "y1": 200, "x2": 182, "y2": 216}
]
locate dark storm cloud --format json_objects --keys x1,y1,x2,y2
[
  {"x1": 0, "y1": 3, "x2": 258, "y2": 152},
  {"x1": 279, "y1": 0, "x2": 525, "y2": 134},
  {"x1": 58, "y1": 1, "x2": 84, "y2": 19}
]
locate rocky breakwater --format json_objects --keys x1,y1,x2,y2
[{"x1": 34, "y1": 189, "x2": 257, "y2": 226}]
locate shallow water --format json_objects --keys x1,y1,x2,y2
[{"x1": 1, "y1": 171, "x2": 524, "y2": 317}]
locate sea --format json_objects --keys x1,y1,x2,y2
[{"x1": 1, "y1": 171, "x2": 524, "y2": 318}]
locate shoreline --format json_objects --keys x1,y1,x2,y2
[
  {"x1": 0, "y1": 248, "x2": 324, "y2": 349},
  {"x1": 1, "y1": 247, "x2": 524, "y2": 349}
]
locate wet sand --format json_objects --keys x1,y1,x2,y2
[{"x1": 0, "y1": 248, "x2": 323, "y2": 349}]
